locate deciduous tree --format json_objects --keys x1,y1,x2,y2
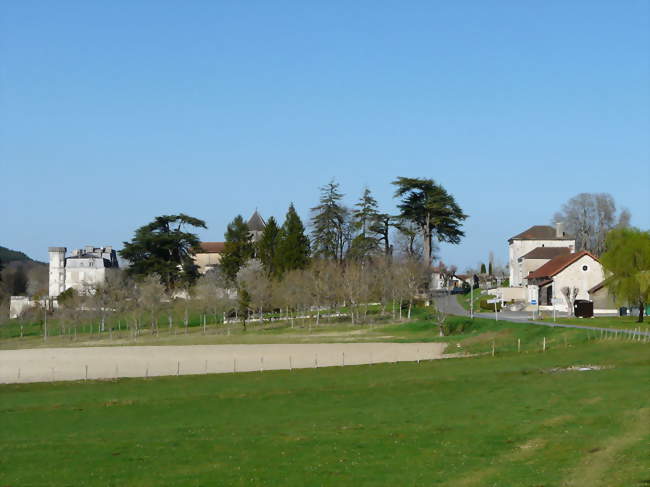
[
  {"x1": 553, "y1": 193, "x2": 631, "y2": 255},
  {"x1": 600, "y1": 227, "x2": 650, "y2": 322}
]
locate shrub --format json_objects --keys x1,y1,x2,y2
[{"x1": 479, "y1": 299, "x2": 501, "y2": 312}]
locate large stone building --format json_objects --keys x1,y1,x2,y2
[
  {"x1": 48, "y1": 246, "x2": 119, "y2": 297},
  {"x1": 194, "y1": 211, "x2": 266, "y2": 274},
  {"x1": 508, "y1": 223, "x2": 575, "y2": 286},
  {"x1": 10, "y1": 245, "x2": 119, "y2": 318}
]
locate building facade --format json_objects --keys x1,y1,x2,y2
[
  {"x1": 48, "y1": 246, "x2": 119, "y2": 297},
  {"x1": 508, "y1": 223, "x2": 575, "y2": 286}
]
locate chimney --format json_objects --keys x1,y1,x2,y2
[{"x1": 555, "y1": 222, "x2": 564, "y2": 238}]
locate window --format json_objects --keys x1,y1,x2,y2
[{"x1": 582, "y1": 265, "x2": 588, "y2": 271}]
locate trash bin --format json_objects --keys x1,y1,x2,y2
[
  {"x1": 574, "y1": 300, "x2": 594, "y2": 318},
  {"x1": 619, "y1": 307, "x2": 628, "y2": 317}
]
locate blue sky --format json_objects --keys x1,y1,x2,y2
[{"x1": 1, "y1": 1, "x2": 649, "y2": 270}]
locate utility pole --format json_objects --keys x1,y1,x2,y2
[{"x1": 470, "y1": 283, "x2": 474, "y2": 319}]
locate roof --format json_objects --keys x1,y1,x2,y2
[
  {"x1": 198, "y1": 242, "x2": 226, "y2": 254},
  {"x1": 509, "y1": 225, "x2": 572, "y2": 242},
  {"x1": 247, "y1": 211, "x2": 266, "y2": 232},
  {"x1": 527, "y1": 251, "x2": 599, "y2": 279},
  {"x1": 589, "y1": 281, "x2": 607, "y2": 294},
  {"x1": 521, "y1": 247, "x2": 572, "y2": 260}
]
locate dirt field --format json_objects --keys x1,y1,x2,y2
[{"x1": 0, "y1": 342, "x2": 449, "y2": 383}]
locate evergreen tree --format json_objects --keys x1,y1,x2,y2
[
  {"x1": 348, "y1": 188, "x2": 381, "y2": 261},
  {"x1": 120, "y1": 214, "x2": 206, "y2": 291},
  {"x1": 488, "y1": 261, "x2": 493, "y2": 276},
  {"x1": 480, "y1": 263, "x2": 487, "y2": 274},
  {"x1": 310, "y1": 180, "x2": 349, "y2": 262},
  {"x1": 220, "y1": 215, "x2": 254, "y2": 283},
  {"x1": 257, "y1": 216, "x2": 280, "y2": 277},
  {"x1": 276, "y1": 203, "x2": 311, "y2": 277},
  {"x1": 393, "y1": 177, "x2": 467, "y2": 266}
]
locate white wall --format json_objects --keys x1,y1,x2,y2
[
  {"x1": 552, "y1": 254, "x2": 604, "y2": 302},
  {"x1": 509, "y1": 239, "x2": 575, "y2": 286}
]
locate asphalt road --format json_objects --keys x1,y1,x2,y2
[{"x1": 433, "y1": 293, "x2": 650, "y2": 338}]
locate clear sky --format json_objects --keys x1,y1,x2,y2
[{"x1": 1, "y1": 1, "x2": 649, "y2": 270}]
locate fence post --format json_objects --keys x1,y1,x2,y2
[
  {"x1": 85, "y1": 364, "x2": 88, "y2": 381},
  {"x1": 491, "y1": 339, "x2": 495, "y2": 357},
  {"x1": 543, "y1": 336, "x2": 546, "y2": 352},
  {"x1": 342, "y1": 352, "x2": 345, "y2": 367},
  {"x1": 417, "y1": 348, "x2": 420, "y2": 365},
  {"x1": 177, "y1": 361, "x2": 180, "y2": 376},
  {"x1": 517, "y1": 338, "x2": 521, "y2": 353}
]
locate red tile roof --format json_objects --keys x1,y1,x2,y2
[
  {"x1": 199, "y1": 242, "x2": 226, "y2": 253},
  {"x1": 509, "y1": 225, "x2": 572, "y2": 241},
  {"x1": 521, "y1": 247, "x2": 572, "y2": 260},
  {"x1": 527, "y1": 251, "x2": 599, "y2": 279}
]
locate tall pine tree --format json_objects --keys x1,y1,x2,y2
[
  {"x1": 219, "y1": 215, "x2": 254, "y2": 282},
  {"x1": 348, "y1": 187, "x2": 381, "y2": 261},
  {"x1": 257, "y1": 216, "x2": 280, "y2": 277},
  {"x1": 276, "y1": 203, "x2": 310, "y2": 277},
  {"x1": 310, "y1": 180, "x2": 349, "y2": 262}
]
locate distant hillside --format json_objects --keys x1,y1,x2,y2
[{"x1": 0, "y1": 246, "x2": 40, "y2": 264}]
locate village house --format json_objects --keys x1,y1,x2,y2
[
  {"x1": 526, "y1": 251, "x2": 606, "y2": 311},
  {"x1": 508, "y1": 223, "x2": 575, "y2": 287}
]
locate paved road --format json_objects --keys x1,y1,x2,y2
[
  {"x1": 0, "y1": 342, "x2": 449, "y2": 384},
  {"x1": 433, "y1": 293, "x2": 650, "y2": 338}
]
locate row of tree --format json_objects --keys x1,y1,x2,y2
[{"x1": 119, "y1": 177, "x2": 468, "y2": 293}]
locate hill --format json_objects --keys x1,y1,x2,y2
[{"x1": 0, "y1": 246, "x2": 37, "y2": 264}]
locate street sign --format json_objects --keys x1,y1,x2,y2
[
  {"x1": 487, "y1": 298, "x2": 499, "y2": 304},
  {"x1": 531, "y1": 299, "x2": 537, "y2": 305}
]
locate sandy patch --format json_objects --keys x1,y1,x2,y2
[{"x1": 0, "y1": 342, "x2": 447, "y2": 384}]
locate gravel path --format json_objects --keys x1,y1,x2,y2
[{"x1": 0, "y1": 342, "x2": 448, "y2": 384}]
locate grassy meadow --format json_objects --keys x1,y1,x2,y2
[{"x1": 1, "y1": 317, "x2": 649, "y2": 486}]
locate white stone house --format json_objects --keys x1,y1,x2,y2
[
  {"x1": 49, "y1": 246, "x2": 119, "y2": 297},
  {"x1": 526, "y1": 251, "x2": 604, "y2": 311},
  {"x1": 508, "y1": 223, "x2": 575, "y2": 286},
  {"x1": 9, "y1": 245, "x2": 118, "y2": 318}
]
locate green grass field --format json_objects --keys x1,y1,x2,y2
[{"x1": 1, "y1": 317, "x2": 649, "y2": 486}]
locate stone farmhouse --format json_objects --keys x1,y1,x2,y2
[
  {"x1": 194, "y1": 211, "x2": 266, "y2": 274},
  {"x1": 508, "y1": 223, "x2": 575, "y2": 286},
  {"x1": 495, "y1": 223, "x2": 616, "y2": 313},
  {"x1": 526, "y1": 251, "x2": 604, "y2": 307}
]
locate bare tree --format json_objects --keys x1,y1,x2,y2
[
  {"x1": 561, "y1": 286, "x2": 579, "y2": 317},
  {"x1": 554, "y1": 193, "x2": 631, "y2": 255},
  {"x1": 139, "y1": 274, "x2": 165, "y2": 334}
]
